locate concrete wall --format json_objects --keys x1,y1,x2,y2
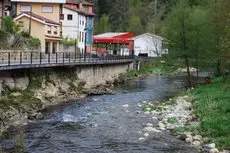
[
  {"x1": 0, "y1": 62, "x2": 134, "y2": 94},
  {"x1": 77, "y1": 63, "x2": 133, "y2": 87}
]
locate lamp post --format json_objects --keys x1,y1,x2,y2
[
  {"x1": 96, "y1": 40, "x2": 98, "y2": 57},
  {"x1": 122, "y1": 38, "x2": 125, "y2": 56},
  {"x1": 84, "y1": 28, "x2": 87, "y2": 62}
]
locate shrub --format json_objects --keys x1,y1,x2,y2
[
  {"x1": 61, "y1": 37, "x2": 77, "y2": 47},
  {"x1": 25, "y1": 37, "x2": 41, "y2": 50}
]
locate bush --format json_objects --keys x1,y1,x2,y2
[
  {"x1": 0, "y1": 29, "x2": 9, "y2": 48},
  {"x1": 61, "y1": 37, "x2": 77, "y2": 47},
  {"x1": 25, "y1": 37, "x2": 41, "y2": 50}
]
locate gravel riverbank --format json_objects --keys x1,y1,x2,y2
[{"x1": 141, "y1": 95, "x2": 230, "y2": 153}]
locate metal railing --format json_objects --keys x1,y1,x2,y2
[{"x1": 0, "y1": 51, "x2": 134, "y2": 70}]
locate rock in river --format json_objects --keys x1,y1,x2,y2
[{"x1": 143, "y1": 127, "x2": 161, "y2": 133}]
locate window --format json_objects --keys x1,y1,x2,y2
[
  {"x1": 67, "y1": 14, "x2": 73, "y2": 20},
  {"x1": 42, "y1": 6, "x2": 53, "y2": 13},
  {"x1": 47, "y1": 25, "x2": 51, "y2": 34},
  {"x1": 60, "y1": 14, "x2": 64, "y2": 20},
  {"x1": 20, "y1": 5, "x2": 31, "y2": 12},
  {"x1": 19, "y1": 21, "x2": 24, "y2": 27},
  {"x1": 85, "y1": 7, "x2": 89, "y2": 12},
  {"x1": 88, "y1": 17, "x2": 92, "y2": 26},
  {"x1": 54, "y1": 26, "x2": 58, "y2": 35},
  {"x1": 80, "y1": 20, "x2": 81, "y2": 25}
]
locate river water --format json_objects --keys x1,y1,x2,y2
[{"x1": 0, "y1": 75, "x2": 199, "y2": 153}]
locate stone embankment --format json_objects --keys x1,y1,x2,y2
[
  {"x1": 140, "y1": 96, "x2": 229, "y2": 153},
  {"x1": 0, "y1": 70, "x2": 116, "y2": 136}
]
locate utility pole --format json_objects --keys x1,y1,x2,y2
[
  {"x1": 154, "y1": 0, "x2": 157, "y2": 15},
  {"x1": 29, "y1": 6, "x2": 32, "y2": 36}
]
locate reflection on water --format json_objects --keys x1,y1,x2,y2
[{"x1": 0, "y1": 75, "x2": 199, "y2": 153}]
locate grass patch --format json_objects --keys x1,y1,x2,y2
[
  {"x1": 142, "y1": 99, "x2": 177, "y2": 112},
  {"x1": 167, "y1": 117, "x2": 178, "y2": 124},
  {"x1": 188, "y1": 77, "x2": 230, "y2": 150},
  {"x1": 172, "y1": 124, "x2": 200, "y2": 136},
  {"x1": 0, "y1": 87, "x2": 42, "y2": 114},
  {"x1": 126, "y1": 58, "x2": 179, "y2": 78}
]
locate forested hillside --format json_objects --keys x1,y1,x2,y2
[
  {"x1": 91, "y1": 0, "x2": 177, "y2": 35},
  {"x1": 89, "y1": 0, "x2": 230, "y2": 79}
]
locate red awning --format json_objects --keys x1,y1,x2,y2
[{"x1": 93, "y1": 32, "x2": 136, "y2": 44}]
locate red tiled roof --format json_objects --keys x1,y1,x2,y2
[
  {"x1": 64, "y1": 5, "x2": 95, "y2": 16},
  {"x1": 66, "y1": 0, "x2": 93, "y2": 6},
  {"x1": 21, "y1": 12, "x2": 60, "y2": 25}
]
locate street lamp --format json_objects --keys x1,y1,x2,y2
[
  {"x1": 84, "y1": 27, "x2": 88, "y2": 61},
  {"x1": 96, "y1": 40, "x2": 98, "y2": 56}
]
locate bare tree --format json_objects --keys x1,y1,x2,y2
[{"x1": 145, "y1": 34, "x2": 163, "y2": 57}]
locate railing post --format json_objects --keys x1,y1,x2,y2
[
  {"x1": 74, "y1": 39, "x2": 77, "y2": 62},
  {"x1": 48, "y1": 52, "x2": 50, "y2": 64},
  {"x1": 69, "y1": 52, "x2": 70, "y2": 63},
  {"x1": 56, "y1": 52, "x2": 58, "y2": 64},
  {"x1": 63, "y1": 52, "x2": 64, "y2": 63},
  {"x1": 74, "y1": 50, "x2": 76, "y2": 62},
  {"x1": 20, "y1": 52, "x2": 22, "y2": 65},
  {"x1": 8, "y1": 52, "x2": 10, "y2": 66},
  {"x1": 40, "y1": 52, "x2": 42, "y2": 64},
  {"x1": 30, "y1": 52, "x2": 33, "y2": 64}
]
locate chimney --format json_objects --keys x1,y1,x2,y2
[{"x1": 79, "y1": 0, "x2": 83, "y2": 10}]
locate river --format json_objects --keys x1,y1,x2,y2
[{"x1": 0, "y1": 75, "x2": 199, "y2": 153}]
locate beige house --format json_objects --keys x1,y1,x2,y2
[{"x1": 12, "y1": 0, "x2": 66, "y2": 53}]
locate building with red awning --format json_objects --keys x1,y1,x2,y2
[{"x1": 93, "y1": 32, "x2": 136, "y2": 55}]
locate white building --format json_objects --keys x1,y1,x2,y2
[
  {"x1": 132, "y1": 33, "x2": 167, "y2": 57},
  {"x1": 62, "y1": 0, "x2": 94, "y2": 53},
  {"x1": 62, "y1": 6, "x2": 87, "y2": 52}
]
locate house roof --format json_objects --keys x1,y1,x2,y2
[
  {"x1": 132, "y1": 33, "x2": 164, "y2": 41},
  {"x1": 14, "y1": 12, "x2": 60, "y2": 25},
  {"x1": 93, "y1": 32, "x2": 136, "y2": 44},
  {"x1": 11, "y1": 0, "x2": 66, "y2": 3},
  {"x1": 66, "y1": 0, "x2": 94, "y2": 6},
  {"x1": 64, "y1": 5, "x2": 95, "y2": 16}
]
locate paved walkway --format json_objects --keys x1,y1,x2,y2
[{"x1": 0, "y1": 52, "x2": 134, "y2": 70}]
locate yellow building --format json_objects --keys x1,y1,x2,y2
[{"x1": 12, "y1": 0, "x2": 66, "y2": 53}]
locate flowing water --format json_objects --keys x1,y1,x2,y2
[{"x1": 0, "y1": 75, "x2": 199, "y2": 153}]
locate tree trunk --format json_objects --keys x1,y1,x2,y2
[
  {"x1": 196, "y1": 53, "x2": 199, "y2": 82},
  {"x1": 217, "y1": 58, "x2": 221, "y2": 76},
  {"x1": 185, "y1": 56, "x2": 191, "y2": 87}
]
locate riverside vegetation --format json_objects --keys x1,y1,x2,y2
[{"x1": 132, "y1": 59, "x2": 230, "y2": 152}]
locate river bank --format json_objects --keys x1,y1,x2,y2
[
  {"x1": 126, "y1": 59, "x2": 230, "y2": 152},
  {"x1": 0, "y1": 69, "x2": 115, "y2": 136},
  {"x1": 0, "y1": 75, "x2": 200, "y2": 153},
  {"x1": 142, "y1": 77, "x2": 230, "y2": 153}
]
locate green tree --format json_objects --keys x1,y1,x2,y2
[
  {"x1": 188, "y1": 7, "x2": 214, "y2": 80},
  {"x1": 95, "y1": 14, "x2": 110, "y2": 34},
  {"x1": 213, "y1": 0, "x2": 230, "y2": 78},
  {"x1": 128, "y1": 16, "x2": 143, "y2": 35},
  {"x1": 109, "y1": 0, "x2": 129, "y2": 31},
  {"x1": 2, "y1": 16, "x2": 20, "y2": 34},
  {"x1": 164, "y1": 1, "x2": 193, "y2": 86}
]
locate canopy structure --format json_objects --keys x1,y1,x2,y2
[
  {"x1": 92, "y1": 32, "x2": 135, "y2": 56},
  {"x1": 93, "y1": 32, "x2": 136, "y2": 44}
]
